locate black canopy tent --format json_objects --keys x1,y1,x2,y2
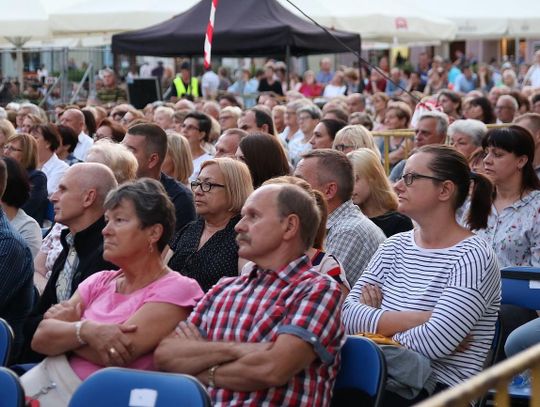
[{"x1": 111, "y1": 0, "x2": 361, "y2": 61}]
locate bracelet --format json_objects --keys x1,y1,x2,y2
[
  {"x1": 75, "y1": 320, "x2": 87, "y2": 345},
  {"x1": 208, "y1": 364, "x2": 220, "y2": 387}
]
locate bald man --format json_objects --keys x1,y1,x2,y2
[
  {"x1": 60, "y1": 109, "x2": 94, "y2": 161},
  {"x1": 21, "y1": 163, "x2": 119, "y2": 363}
]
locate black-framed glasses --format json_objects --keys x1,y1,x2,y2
[
  {"x1": 190, "y1": 180, "x2": 226, "y2": 193},
  {"x1": 334, "y1": 144, "x2": 355, "y2": 152},
  {"x1": 400, "y1": 172, "x2": 446, "y2": 186},
  {"x1": 181, "y1": 124, "x2": 200, "y2": 131}
]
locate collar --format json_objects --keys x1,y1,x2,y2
[
  {"x1": 509, "y1": 189, "x2": 540, "y2": 210},
  {"x1": 60, "y1": 216, "x2": 107, "y2": 256},
  {"x1": 42, "y1": 153, "x2": 60, "y2": 171},
  {"x1": 327, "y1": 200, "x2": 359, "y2": 229},
  {"x1": 249, "y1": 255, "x2": 311, "y2": 284}
]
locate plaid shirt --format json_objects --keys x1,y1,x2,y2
[
  {"x1": 189, "y1": 255, "x2": 345, "y2": 406},
  {"x1": 326, "y1": 200, "x2": 386, "y2": 286}
]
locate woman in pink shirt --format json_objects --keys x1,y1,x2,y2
[{"x1": 22, "y1": 179, "x2": 204, "y2": 406}]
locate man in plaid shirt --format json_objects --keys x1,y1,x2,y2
[{"x1": 155, "y1": 184, "x2": 345, "y2": 406}]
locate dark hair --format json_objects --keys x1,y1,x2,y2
[
  {"x1": 0, "y1": 159, "x2": 6, "y2": 197},
  {"x1": 251, "y1": 108, "x2": 276, "y2": 135},
  {"x1": 302, "y1": 149, "x2": 354, "y2": 202},
  {"x1": 126, "y1": 123, "x2": 168, "y2": 165},
  {"x1": 419, "y1": 145, "x2": 493, "y2": 230},
  {"x1": 57, "y1": 125, "x2": 78, "y2": 153},
  {"x1": 82, "y1": 109, "x2": 97, "y2": 137},
  {"x1": 324, "y1": 108, "x2": 349, "y2": 123},
  {"x1": 275, "y1": 184, "x2": 321, "y2": 251},
  {"x1": 437, "y1": 89, "x2": 462, "y2": 115},
  {"x1": 1, "y1": 157, "x2": 29, "y2": 208},
  {"x1": 319, "y1": 119, "x2": 347, "y2": 141},
  {"x1": 482, "y1": 125, "x2": 540, "y2": 193},
  {"x1": 239, "y1": 132, "x2": 290, "y2": 188},
  {"x1": 184, "y1": 111, "x2": 212, "y2": 142},
  {"x1": 509, "y1": 90, "x2": 530, "y2": 112},
  {"x1": 470, "y1": 96, "x2": 496, "y2": 124},
  {"x1": 99, "y1": 118, "x2": 126, "y2": 143},
  {"x1": 104, "y1": 178, "x2": 175, "y2": 252},
  {"x1": 34, "y1": 124, "x2": 62, "y2": 152},
  {"x1": 218, "y1": 93, "x2": 241, "y2": 108}
]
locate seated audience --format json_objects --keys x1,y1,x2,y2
[
  {"x1": 162, "y1": 133, "x2": 193, "y2": 186},
  {"x1": 56, "y1": 125, "x2": 82, "y2": 166},
  {"x1": 464, "y1": 96, "x2": 496, "y2": 124},
  {"x1": 333, "y1": 124, "x2": 380, "y2": 157},
  {"x1": 180, "y1": 112, "x2": 213, "y2": 181},
  {"x1": 95, "y1": 118, "x2": 126, "y2": 143},
  {"x1": 310, "y1": 119, "x2": 347, "y2": 150},
  {"x1": 343, "y1": 145, "x2": 500, "y2": 405},
  {"x1": 448, "y1": 119, "x2": 487, "y2": 162},
  {"x1": 168, "y1": 158, "x2": 253, "y2": 292},
  {"x1": 22, "y1": 179, "x2": 204, "y2": 406},
  {"x1": 348, "y1": 148, "x2": 413, "y2": 237},
  {"x1": 214, "y1": 128, "x2": 248, "y2": 159}
]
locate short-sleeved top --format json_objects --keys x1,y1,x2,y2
[
  {"x1": 189, "y1": 256, "x2": 344, "y2": 406},
  {"x1": 168, "y1": 215, "x2": 240, "y2": 292},
  {"x1": 342, "y1": 231, "x2": 500, "y2": 388},
  {"x1": 473, "y1": 190, "x2": 540, "y2": 268},
  {"x1": 70, "y1": 270, "x2": 203, "y2": 380}
]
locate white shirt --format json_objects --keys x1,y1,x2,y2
[
  {"x1": 525, "y1": 64, "x2": 540, "y2": 88},
  {"x1": 201, "y1": 71, "x2": 220, "y2": 99},
  {"x1": 189, "y1": 152, "x2": 213, "y2": 182},
  {"x1": 42, "y1": 153, "x2": 69, "y2": 197},
  {"x1": 73, "y1": 132, "x2": 94, "y2": 161},
  {"x1": 323, "y1": 84, "x2": 347, "y2": 98}
]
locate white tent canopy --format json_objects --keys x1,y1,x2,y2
[{"x1": 281, "y1": 0, "x2": 457, "y2": 45}]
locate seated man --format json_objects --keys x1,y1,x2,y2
[{"x1": 155, "y1": 184, "x2": 344, "y2": 405}]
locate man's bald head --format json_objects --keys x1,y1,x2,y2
[
  {"x1": 60, "y1": 108, "x2": 85, "y2": 134},
  {"x1": 69, "y1": 162, "x2": 118, "y2": 207}
]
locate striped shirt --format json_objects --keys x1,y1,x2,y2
[
  {"x1": 189, "y1": 255, "x2": 345, "y2": 406},
  {"x1": 342, "y1": 231, "x2": 500, "y2": 387}
]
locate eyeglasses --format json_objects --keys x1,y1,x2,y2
[
  {"x1": 181, "y1": 124, "x2": 200, "y2": 131},
  {"x1": 297, "y1": 115, "x2": 312, "y2": 121},
  {"x1": 3, "y1": 145, "x2": 23, "y2": 153},
  {"x1": 400, "y1": 172, "x2": 446, "y2": 186},
  {"x1": 334, "y1": 144, "x2": 355, "y2": 152},
  {"x1": 190, "y1": 180, "x2": 226, "y2": 193}
]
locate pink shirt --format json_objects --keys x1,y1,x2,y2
[{"x1": 70, "y1": 270, "x2": 203, "y2": 380}]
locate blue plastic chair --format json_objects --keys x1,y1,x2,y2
[
  {"x1": 501, "y1": 266, "x2": 540, "y2": 309},
  {"x1": 0, "y1": 318, "x2": 14, "y2": 366},
  {"x1": 68, "y1": 367, "x2": 211, "y2": 407},
  {"x1": 0, "y1": 367, "x2": 25, "y2": 407},
  {"x1": 332, "y1": 336, "x2": 387, "y2": 407}
]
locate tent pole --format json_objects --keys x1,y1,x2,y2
[{"x1": 285, "y1": 44, "x2": 291, "y2": 91}]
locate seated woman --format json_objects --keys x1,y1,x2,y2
[
  {"x1": 3, "y1": 133, "x2": 48, "y2": 226},
  {"x1": 162, "y1": 132, "x2": 193, "y2": 187},
  {"x1": 448, "y1": 119, "x2": 487, "y2": 163},
  {"x1": 348, "y1": 148, "x2": 413, "y2": 237},
  {"x1": 1, "y1": 157, "x2": 42, "y2": 257},
  {"x1": 22, "y1": 179, "x2": 204, "y2": 407},
  {"x1": 333, "y1": 124, "x2": 380, "y2": 157},
  {"x1": 309, "y1": 119, "x2": 347, "y2": 150},
  {"x1": 168, "y1": 158, "x2": 253, "y2": 292},
  {"x1": 342, "y1": 145, "x2": 500, "y2": 406}
]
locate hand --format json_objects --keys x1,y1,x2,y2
[
  {"x1": 44, "y1": 302, "x2": 82, "y2": 322},
  {"x1": 455, "y1": 334, "x2": 473, "y2": 353},
  {"x1": 175, "y1": 321, "x2": 206, "y2": 341},
  {"x1": 360, "y1": 284, "x2": 383, "y2": 308},
  {"x1": 81, "y1": 321, "x2": 137, "y2": 366}
]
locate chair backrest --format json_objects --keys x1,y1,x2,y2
[
  {"x1": 0, "y1": 367, "x2": 25, "y2": 407},
  {"x1": 501, "y1": 266, "x2": 540, "y2": 310},
  {"x1": 332, "y1": 336, "x2": 387, "y2": 407},
  {"x1": 0, "y1": 318, "x2": 14, "y2": 366},
  {"x1": 68, "y1": 367, "x2": 212, "y2": 407}
]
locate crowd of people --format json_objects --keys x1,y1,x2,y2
[{"x1": 0, "y1": 48, "x2": 540, "y2": 406}]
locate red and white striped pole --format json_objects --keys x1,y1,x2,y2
[{"x1": 204, "y1": 0, "x2": 219, "y2": 69}]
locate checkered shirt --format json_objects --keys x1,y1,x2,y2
[
  {"x1": 326, "y1": 200, "x2": 386, "y2": 286},
  {"x1": 189, "y1": 255, "x2": 345, "y2": 406}
]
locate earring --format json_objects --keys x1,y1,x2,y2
[{"x1": 148, "y1": 242, "x2": 154, "y2": 254}]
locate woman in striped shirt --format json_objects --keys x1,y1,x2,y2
[{"x1": 342, "y1": 145, "x2": 501, "y2": 406}]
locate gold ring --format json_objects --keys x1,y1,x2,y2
[{"x1": 109, "y1": 347, "x2": 117, "y2": 355}]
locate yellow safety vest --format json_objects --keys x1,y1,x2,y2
[{"x1": 173, "y1": 76, "x2": 199, "y2": 97}]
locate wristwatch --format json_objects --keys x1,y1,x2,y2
[{"x1": 208, "y1": 364, "x2": 220, "y2": 387}]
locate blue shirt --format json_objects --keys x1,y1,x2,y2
[{"x1": 0, "y1": 208, "x2": 34, "y2": 360}]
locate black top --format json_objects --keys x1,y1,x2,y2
[
  {"x1": 168, "y1": 215, "x2": 240, "y2": 292},
  {"x1": 20, "y1": 216, "x2": 117, "y2": 363},
  {"x1": 160, "y1": 172, "x2": 196, "y2": 233},
  {"x1": 22, "y1": 169, "x2": 48, "y2": 226},
  {"x1": 257, "y1": 78, "x2": 284, "y2": 95},
  {"x1": 370, "y1": 211, "x2": 413, "y2": 238}
]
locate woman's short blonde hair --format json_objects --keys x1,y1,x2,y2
[
  {"x1": 347, "y1": 148, "x2": 398, "y2": 212},
  {"x1": 334, "y1": 125, "x2": 381, "y2": 159},
  {"x1": 6, "y1": 133, "x2": 38, "y2": 170},
  {"x1": 200, "y1": 158, "x2": 253, "y2": 214},
  {"x1": 86, "y1": 139, "x2": 138, "y2": 184},
  {"x1": 0, "y1": 119, "x2": 16, "y2": 140},
  {"x1": 166, "y1": 133, "x2": 193, "y2": 185}
]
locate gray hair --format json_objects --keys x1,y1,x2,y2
[
  {"x1": 418, "y1": 110, "x2": 449, "y2": 137},
  {"x1": 498, "y1": 95, "x2": 519, "y2": 111},
  {"x1": 297, "y1": 104, "x2": 322, "y2": 120},
  {"x1": 447, "y1": 119, "x2": 488, "y2": 147}
]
